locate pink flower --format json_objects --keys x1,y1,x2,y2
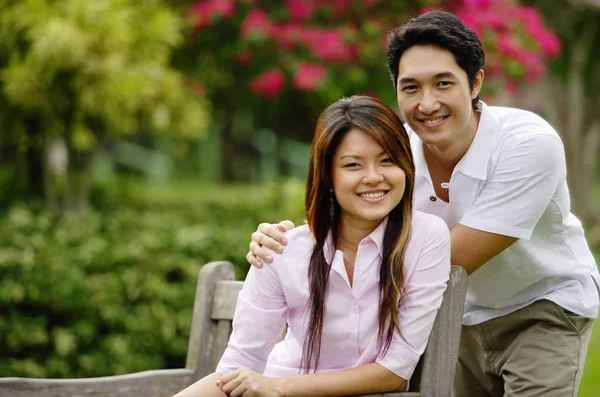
[
  {"x1": 455, "y1": 11, "x2": 481, "y2": 36},
  {"x1": 212, "y1": 0, "x2": 234, "y2": 17},
  {"x1": 462, "y1": 0, "x2": 493, "y2": 10},
  {"x1": 481, "y1": 11, "x2": 508, "y2": 31},
  {"x1": 514, "y1": 50, "x2": 546, "y2": 82},
  {"x1": 420, "y1": 6, "x2": 441, "y2": 15},
  {"x1": 272, "y1": 23, "x2": 304, "y2": 49},
  {"x1": 537, "y1": 32, "x2": 560, "y2": 58},
  {"x1": 191, "y1": 2, "x2": 214, "y2": 29},
  {"x1": 497, "y1": 34, "x2": 518, "y2": 57},
  {"x1": 250, "y1": 69, "x2": 286, "y2": 100},
  {"x1": 190, "y1": 0, "x2": 234, "y2": 28},
  {"x1": 302, "y1": 28, "x2": 354, "y2": 63},
  {"x1": 286, "y1": 0, "x2": 315, "y2": 22},
  {"x1": 293, "y1": 63, "x2": 326, "y2": 91},
  {"x1": 240, "y1": 9, "x2": 272, "y2": 39},
  {"x1": 518, "y1": 7, "x2": 544, "y2": 29}
]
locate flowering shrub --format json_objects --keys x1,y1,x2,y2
[
  {"x1": 448, "y1": 0, "x2": 560, "y2": 94},
  {"x1": 250, "y1": 69, "x2": 286, "y2": 99},
  {"x1": 187, "y1": 0, "x2": 559, "y2": 100}
]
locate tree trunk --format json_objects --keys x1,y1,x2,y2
[
  {"x1": 61, "y1": 116, "x2": 97, "y2": 213},
  {"x1": 538, "y1": 70, "x2": 600, "y2": 226},
  {"x1": 24, "y1": 117, "x2": 46, "y2": 202},
  {"x1": 220, "y1": 107, "x2": 235, "y2": 181}
]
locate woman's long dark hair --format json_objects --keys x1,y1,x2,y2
[{"x1": 301, "y1": 95, "x2": 415, "y2": 373}]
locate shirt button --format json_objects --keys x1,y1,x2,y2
[{"x1": 429, "y1": 196, "x2": 437, "y2": 202}]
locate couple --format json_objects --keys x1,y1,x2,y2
[{"x1": 176, "y1": 10, "x2": 600, "y2": 397}]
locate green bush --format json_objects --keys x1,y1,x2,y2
[{"x1": 0, "y1": 178, "x2": 305, "y2": 378}]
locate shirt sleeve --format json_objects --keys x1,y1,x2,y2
[
  {"x1": 376, "y1": 217, "x2": 451, "y2": 379},
  {"x1": 215, "y1": 253, "x2": 288, "y2": 375},
  {"x1": 459, "y1": 133, "x2": 565, "y2": 240}
]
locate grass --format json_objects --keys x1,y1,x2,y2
[
  {"x1": 579, "y1": 242, "x2": 600, "y2": 396},
  {"x1": 580, "y1": 320, "x2": 600, "y2": 396}
]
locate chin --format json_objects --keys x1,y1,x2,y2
[{"x1": 359, "y1": 212, "x2": 391, "y2": 223}]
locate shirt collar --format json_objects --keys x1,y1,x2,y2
[
  {"x1": 409, "y1": 101, "x2": 500, "y2": 181},
  {"x1": 322, "y1": 217, "x2": 388, "y2": 264},
  {"x1": 453, "y1": 101, "x2": 501, "y2": 180}
]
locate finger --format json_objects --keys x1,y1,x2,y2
[
  {"x1": 256, "y1": 224, "x2": 287, "y2": 250},
  {"x1": 275, "y1": 220, "x2": 295, "y2": 235},
  {"x1": 250, "y1": 232, "x2": 283, "y2": 263},
  {"x1": 219, "y1": 369, "x2": 238, "y2": 386},
  {"x1": 229, "y1": 382, "x2": 248, "y2": 397},
  {"x1": 246, "y1": 250, "x2": 263, "y2": 269},
  {"x1": 220, "y1": 373, "x2": 243, "y2": 394}
]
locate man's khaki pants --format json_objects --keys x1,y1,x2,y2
[{"x1": 453, "y1": 300, "x2": 594, "y2": 397}]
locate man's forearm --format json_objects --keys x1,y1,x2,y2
[
  {"x1": 278, "y1": 362, "x2": 406, "y2": 397},
  {"x1": 450, "y1": 224, "x2": 517, "y2": 275}
]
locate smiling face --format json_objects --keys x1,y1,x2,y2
[
  {"x1": 396, "y1": 45, "x2": 483, "y2": 151},
  {"x1": 331, "y1": 128, "x2": 406, "y2": 230}
]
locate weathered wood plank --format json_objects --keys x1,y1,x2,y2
[
  {"x1": 411, "y1": 266, "x2": 468, "y2": 397},
  {"x1": 185, "y1": 261, "x2": 236, "y2": 380},
  {"x1": 211, "y1": 281, "x2": 243, "y2": 320},
  {"x1": 0, "y1": 369, "x2": 193, "y2": 397},
  {"x1": 212, "y1": 320, "x2": 233, "y2": 369}
]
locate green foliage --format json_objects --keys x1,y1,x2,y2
[
  {"x1": 0, "y1": 178, "x2": 305, "y2": 377},
  {"x1": 0, "y1": 0, "x2": 209, "y2": 148}
]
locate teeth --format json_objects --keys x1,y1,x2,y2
[
  {"x1": 360, "y1": 191, "x2": 386, "y2": 199},
  {"x1": 422, "y1": 116, "x2": 445, "y2": 125}
]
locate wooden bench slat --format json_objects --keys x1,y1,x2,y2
[
  {"x1": 0, "y1": 369, "x2": 193, "y2": 397},
  {"x1": 211, "y1": 281, "x2": 244, "y2": 320}
]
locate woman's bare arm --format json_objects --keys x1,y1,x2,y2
[{"x1": 218, "y1": 363, "x2": 406, "y2": 397}]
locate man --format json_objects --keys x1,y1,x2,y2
[{"x1": 246, "y1": 11, "x2": 599, "y2": 397}]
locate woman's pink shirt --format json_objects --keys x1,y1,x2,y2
[{"x1": 216, "y1": 210, "x2": 450, "y2": 380}]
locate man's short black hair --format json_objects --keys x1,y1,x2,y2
[{"x1": 387, "y1": 11, "x2": 485, "y2": 110}]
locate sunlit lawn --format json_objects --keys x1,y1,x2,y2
[
  {"x1": 580, "y1": 320, "x2": 600, "y2": 396},
  {"x1": 579, "y1": 238, "x2": 600, "y2": 396}
]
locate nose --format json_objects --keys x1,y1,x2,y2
[
  {"x1": 363, "y1": 164, "x2": 384, "y2": 184},
  {"x1": 417, "y1": 87, "x2": 441, "y2": 115}
]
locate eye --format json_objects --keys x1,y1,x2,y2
[
  {"x1": 343, "y1": 162, "x2": 361, "y2": 168},
  {"x1": 381, "y1": 157, "x2": 394, "y2": 164},
  {"x1": 401, "y1": 85, "x2": 417, "y2": 93},
  {"x1": 437, "y1": 81, "x2": 453, "y2": 88}
]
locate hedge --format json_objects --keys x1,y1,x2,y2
[{"x1": 0, "y1": 178, "x2": 306, "y2": 378}]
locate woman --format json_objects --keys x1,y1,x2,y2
[{"x1": 174, "y1": 95, "x2": 450, "y2": 397}]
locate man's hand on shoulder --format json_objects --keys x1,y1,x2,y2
[{"x1": 247, "y1": 221, "x2": 295, "y2": 268}]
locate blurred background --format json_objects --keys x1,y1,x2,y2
[{"x1": 0, "y1": 0, "x2": 599, "y2": 394}]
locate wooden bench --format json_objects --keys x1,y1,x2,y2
[{"x1": 0, "y1": 261, "x2": 467, "y2": 397}]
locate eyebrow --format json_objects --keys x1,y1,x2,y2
[
  {"x1": 339, "y1": 150, "x2": 388, "y2": 160},
  {"x1": 398, "y1": 71, "x2": 458, "y2": 86}
]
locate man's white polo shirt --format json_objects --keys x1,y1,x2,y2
[{"x1": 409, "y1": 101, "x2": 600, "y2": 325}]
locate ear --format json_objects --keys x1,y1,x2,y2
[{"x1": 471, "y1": 69, "x2": 484, "y2": 99}]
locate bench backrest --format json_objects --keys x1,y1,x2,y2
[{"x1": 0, "y1": 261, "x2": 467, "y2": 397}]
